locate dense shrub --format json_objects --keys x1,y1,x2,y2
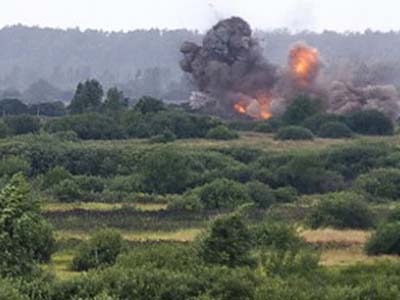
[
  {"x1": 0, "y1": 174, "x2": 55, "y2": 277},
  {"x1": 322, "y1": 142, "x2": 390, "y2": 179},
  {"x1": 167, "y1": 194, "x2": 204, "y2": 211},
  {"x1": 149, "y1": 130, "x2": 176, "y2": 143},
  {"x1": 246, "y1": 181, "x2": 276, "y2": 208},
  {"x1": 52, "y1": 179, "x2": 83, "y2": 202},
  {"x1": 198, "y1": 213, "x2": 254, "y2": 267},
  {"x1": 0, "y1": 156, "x2": 30, "y2": 177},
  {"x1": 365, "y1": 222, "x2": 400, "y2": 255},
  {"x1": 206, "y1": 125, "x2": 239, "y2": 140},
  {"x1": 275, "y1": 126, "x2": 314, "y2": 141},
  {"x1": 45, "y1": 113, "x2": 125, "y2": 140},
  {"x1": 140, "y1": 147, "x2": 202, "y2": 194},
  {"x1": 72, "y1": 229, "x2": 124, "y2": 271},
  {"x1": 276, "y1": 153, "x2": 345, "y2": 194},
  {"x1": 0, "y1": 279, "x2": 23, "y2": 300},
  {"x1": 195, "y1": 178, "x2": 251, "y2": 209},
  {"x1": 5, "y1": 114, "x2": 41, "y2": 135},
  {"x1": 252, "y1": 222, "x2": 304, "y2": 250},
  {"x1": 345, "y1": 109, "x2": 394, "y2": 135},
  {"x1": 41, "y1": 166, "x2": 72, "y2": 190},
  {"x1": 0, "y1": 120, "x2": 9, "y2": 138},
  {"x1": 303, "y1": 113, "x2": 346, "y2": 133},
  {"x1": 134, "y1": 96, "x2": 165, "y2": 114},
  {"x1": 318, "y1": 122, "x2": 353, "y2": 138},
  {"x1": 308, "y1": 192, "x2": 374, "y2": 229},
  {"x1": 282, "y1": 95, "x2": 321, "y2": 125},
  {"x1": 355, "y1": 168, "x2": 400, "y2": 201},
  {"x1": 272, "y1": 186, "x2": 298, "y2": 203}
]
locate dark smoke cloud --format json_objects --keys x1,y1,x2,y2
[
  {"x1": 180, "y1": 17, "x2": 277, "y2": 115},
  {"x1": 181, "y1": 17, "x2": 400, "y2": 120}
]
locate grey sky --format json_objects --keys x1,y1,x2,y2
[{"x1": 1, "y1": 0, "x2": 399, "y2": 32}]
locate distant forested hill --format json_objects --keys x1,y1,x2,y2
[{"x1": 1, "y1": 25, "x2": 400, "y2": 102}]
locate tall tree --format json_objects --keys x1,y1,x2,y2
[
  {"x1": 102, "y1": 87, "x2": 128, "y2": 112},
  {"x1": 69, "y1": 79, "x2": 104, "y2": 114}
]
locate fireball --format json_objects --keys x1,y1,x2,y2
[
  {"x1": 289, "y1": 43, "x2": 321, "y2": 87},
  {"x1": 233, "y1": 93, "x2": 272, "y2": 120}
]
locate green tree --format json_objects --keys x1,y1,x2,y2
[
  {"x1": 134, "y1": 96, "x2": 165, "y2": 114},
  {"x1": 0, "y1": 98, "x2": 28, "y2": 116},
  {"x1": 5, "y1": 114, "x2": 41, "y2": 135},
  {"x1": 102, "y1": 87, "x2": 128, "y2": 112},
  {"x1": 69, "y1": 79, "x2": 104, "y2": 114},
  {"x1": 282, "y1": 95, "x2": 321, "y2": 125},
  {"x1": 0, "y1": 174, "x2": 55, "y2": 277},
  {"x1": 198, "y1": 212, "x2": 254, "y2": 267}
]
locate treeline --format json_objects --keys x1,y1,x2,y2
[{"x1": 3, "y1": 25, "x2": 400, "y2": 98}]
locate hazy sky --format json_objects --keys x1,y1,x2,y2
[{"x1": 1, "y1": 0, "x2": 399, "y2": 32}]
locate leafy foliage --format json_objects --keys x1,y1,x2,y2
[
  {"x1": 345, "y1": 109, "x2": 394, "y2": 135},
  {"x1": 275, "y1": 126, "x2": 314, "y2": 141},
  {"x1": 72, "y1": 229, "x2": 124, "y2": 271},
  {"x1": 318, "y1": 122, "x2": 353, "y2": 138},
  {"x1": 206, "y1": 125, "x2": 239, "y2": 140},
  {"x1": 69, "y1": 79, "x2": 104, "y2": 114},
  {"x1": 365, "y1": 222, "x2": 400, "y2": 255},
  {"x1": 5, "y1": 114, "x2": 41, "y2": 135},
  {"x1": 308, "y1": 192, "x2": 374, "y2": 229},
  {"x1": 0, "y1": 174, "x2": 54, "y2": 277},
  {"x1": 282, "y1": 95, "x2": 321, "y2": 125}
]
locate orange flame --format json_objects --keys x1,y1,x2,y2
[
  {"x1": 289, "y1": 44, "x2": 320, "y2": 87},
  {"x1": 233, "y1": 94, "x2": 272, "y2": 120}
]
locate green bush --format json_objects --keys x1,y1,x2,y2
[
  {"x1": 195, "y1": 178, "x2": 251, "y2": 209},
  {"x1": 0, "y1": 174, "x2": 55, "y2": 277},
  {"x1": 355, "y1": 168, "x2": 400, "y2": 201},
  {"x1": 149, "y1": 130, "x2": 176, "y2": 143},
  {"x1": 52, "y1": 179, "x2": 83, "y2": 202},
  {"x1": 318, "y1": 122, "x2": 353, "y2": 138},
  {"x1": 72, "y1": 229, "x2": 124, "y2": 271},
  {"x1": 0, "y1": 279, "x2": 24, "y2": 300},
  {"x1": 134, "y1": 96, "x2": 165, "y2": 114},
  {"x1": 252, "y1": 222, "x2": 304, "y2": 250},
  {"x1": 0, "y1": 120, "x2": 9, "y2": 138},
  {"x1": 206, "y1": 125, "x2": 239, "y2": 140},
  {"x1": 0, "y1": 156, "x2": 30, "y2": 177},
  {"x1": 272, "y1": 186, "x2": 298, "y2": 203},
  {"x1": 5, "y1": 114, "x2": 41, "y2": 135},
  {"x1": 41, "y1": 166, "x2": 72, "y2": 190},
  {"x1": 308, "y1": 192, "x2": 374, "y2": 229},
  {"x1": 246, "y1": 181, "x2": 276, "y2": 209},
  {"x1": 275, "y1": 126, "x2": 314, "y2": 141},
  {"x1": 345, "y1": 109, "x2": 394, "y2": 136},
  {"x1": 282, "y1": 95, "x2": 321, "y2": 125},
  {"x1": 198, "y1": 213, "x2": 254, "y2": 267},
  {"x1": 303, "y1": 113, "x2": 346, "y2": 133},
  {"x1": 167, "y1": 194, "x2": 204, "y2": 211},
  {"x1": 365, "y1": 222, "x2": 400, "y2": 255}
]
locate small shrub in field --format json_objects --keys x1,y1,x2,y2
[
  {"x1": 195, "y1": 178, "x2": 251, "y2": 209},
  {"x1": 272, "y1": 186, "x2": 298, "y2": 203},
  {"x1": 252, "y1": 222, "x2": 304, "y2": 250},
  {"x1": 303, "y1": 113, "x2": 346, "y2": 133},
  {"x1": 198, "y1": 213, "x2": 254, "y2": 267},
  {"x1": 365, "y1": 222, "x2": 400, "y2": 255},
  {"x1": 318, "y1": 122, "x2": 353, "y2": 138},
  {"x1": 41, "y1": 166, "x2": 72, "y2": 190},
  {"x1": 150, "y1": 130, "x2": 176, "y2": 143},
  {"x1": 0, "y1": 156, "x2": 30, "y2": 177},
  {"x1": 355, "y1": 168, "x2": 400, "y2": 201},
  {"x1": 52, "y1": 179, "x2": 83, "y2": 202},
  {"x1": 167, "y1": 194, "x2": 204, "y2": 211},
  {"x1": 5, "y1": 114, "x2": 41, "y2": 135},
  {"x1": 308, "y1": 192, "x2": 374, "y2": 229},
  {"x1": 254, "y1": 122, "x2": 274, "y2": 133},
  {"x1": 275, "y1": 126, "x2": 314, "y2": 141},
  {"x1": 72, "y1": 229, "x2": 124, "y2": 271},
  {"x1": 206, "y1": 125, "x2": 239, "y2": 140},
  {"x1": 0, "y1": 279, "x2": 23, "y2": 300},
  {"x1": 245, "y1": 181, "x2": 276, "y2": 209},
  {"x1": 0, "y1": 120, "x2": 9, "y2": 138},
  {"x1": 345, "y1": 109, "x2": 394, "y2": 136},
  {"x1": 282, "y1": 94, "x2": 321, "y2": 125}
]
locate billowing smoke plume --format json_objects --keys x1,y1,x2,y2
[
  {"x1": 180, "y1": 17, "x2": 277, "y2": 118},
  {"x1": 181, "y1": 17, "x2": 400, "y2": 120}
]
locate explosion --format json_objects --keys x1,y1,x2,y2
[
  {"x1": 289, "y1": 43, "x2": 321, "y2": 88},
  {"x1": 180, "y1": 17, "x2": 400, "y2": 121},
  {"x1": 233, "y1": 94, "x2": 272, "y2": 120}
]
